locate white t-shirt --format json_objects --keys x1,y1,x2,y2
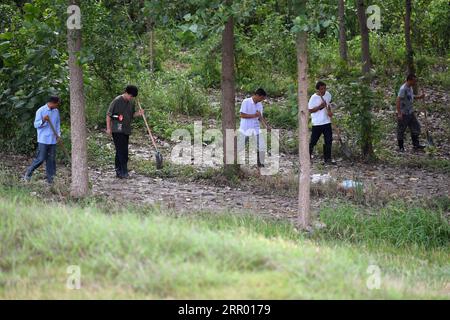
[
  {"x1": 308, "y1": 91, "x2": 332, "y2": 126},
  {"x1": 239, "y1": 97, "x2": 263, "y2": 136}
]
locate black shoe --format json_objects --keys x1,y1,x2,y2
[
  {"x1": 324, "y1": 160, "x2": 337, "y2": 166},
  {"x1": 398, "y1": 147, "x2": 405, "y2": 153},
  {"x1": 413, "y1": 145, "x2": 426, "y2": 151}
]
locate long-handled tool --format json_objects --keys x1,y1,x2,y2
[
  {"x1": 137, "y1": 100, "x2": 163, "y2": 169},
  {"x1": 319, "y1": 95, "x2": 353, "y2": 160},
  {"x1": 423, "y1": 108, "x2": 434, "y2": 147},
  {"x1": 47, "y1": 117, "x2": 71, "y2": 165},
  {"x1": 333, "y1": 124, "x2": 353, "y2": 160}
]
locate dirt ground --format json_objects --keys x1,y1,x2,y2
[
  {"x1": 2, "y1": 86, "x2": 448, "y2": 220},
  {"x1": 3, "y1": 138, "x2": 449, "y2": 223}
]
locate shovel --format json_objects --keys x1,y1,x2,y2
[
  {"x1": 333, "y1": 124, "x2": 353, "y2": 160},
  {"x1": 137, "y1": 100, "x2": 163, "y2": 169},
  {"x1": 318, "y1": 95, "x2": 352, "y2": 160},
  {"x1": 423, "y1": 109, "x2": 434, "y2": 147},
  {"x1": 47, "y1": 117, "x2": 71, "y2": 165}
]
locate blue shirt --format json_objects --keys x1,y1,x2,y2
[{"x1": 34, "y1": 104, "x2": 61, "y2": 145}]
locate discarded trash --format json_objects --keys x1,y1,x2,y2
[
  {"x1": 311, "y1": 174, "x2": 333, "y2": 184},
  {"x1": 341, "y1": 180, "x2": 363, "y2": 190}
]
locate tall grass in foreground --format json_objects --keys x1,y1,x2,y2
[
  {"x1": 317, "y1": 203, "x2": 449, "y2": 249},
  {"x1": 0, "y1": 187, "x2": 448, "y2": 299}
]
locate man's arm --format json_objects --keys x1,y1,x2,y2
[
  {"x1": 309, "y1": 99, "x2": 327, "y2": 114},
  {"x1": 133, "y1": 109, "x2": 144, "y2": 117},
  {"x1": 34, "y1": 108, "x2": 47, "y2": 129},
  {"x1": 106, "y1": 115, "x2": 112, "y2": 135},
  {"x1": 396, "y1": 97, "x2": 402, "y2": 120},
  {"x1": 414, "y1": 93, "x2": 425, "y2": 100},
  {"x1": 240, "y1": 112, "x2": 260, "y2": 119},
  {"x1": 106, "y1": 100, "x2": 117, "y2": 135}
]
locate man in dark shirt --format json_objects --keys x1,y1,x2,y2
[{"x1": 106, "y1": 85, "x2": 144, "y2": 179}]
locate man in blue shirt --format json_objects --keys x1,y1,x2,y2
[{"x1": 24, "y1": 96, "x2": 61, "y2": 184}]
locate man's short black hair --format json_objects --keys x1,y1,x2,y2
[
  {"x1": 407, "y1": 74, "x2": 417, "y2": 81},
  {"x1": 316, "y1": 81, "x2": 326, "y2": 90},
  {"x1": 255, "y1": 88, "x2": 267, "y2": 97},
  {"x1": 48, "y1": 96, "x2": 60, "y2": 104},
  {"x1": 125, "y1": 85, "x2": 139, "y2": 97}
]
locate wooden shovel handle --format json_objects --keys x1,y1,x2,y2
[
  {"x1": 47, "y1": 117, "x2": 71, "y2": 163},
  {"x1": 137, "y1": 100, "x2": 159, "y2": 151}
]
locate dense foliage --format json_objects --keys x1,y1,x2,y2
[{"x1": 0, "y1": 0, "x2": 448, "y2": 156}]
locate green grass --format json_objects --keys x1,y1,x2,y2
[
  {"x1": 0, "y1": 185, "x2": 448, "y2": 299},
  {"x1": 316, "y1": 202, "x2": 449, "y2": 249},
  {"x1": 384, "y1": 152, "x2": 450, "y2": 175}
]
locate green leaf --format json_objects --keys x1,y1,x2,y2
[
  {"x1": 0, "y1": 32, "x2": 13, "y2": 40},
  {"x1": 189, "y1": 24, "x2": 199, "y2": 34},
  {"x1": 322, "y1": 20, "x2": 331, "y2": 28}
]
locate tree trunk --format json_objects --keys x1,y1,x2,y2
[
  {"x1": 68, "y1": 0, "x2": 89, "y2": 198},
  {"x1": 296, "y1": 24, "x2": 310, "y2": 229},
  {"x1": 221, "y1": 7, "x2": 237, "y2": 176},
  {"x1": 338, "y1": 0, "x2": 348, "y2": 63},
  {"x1": 148, "y1": 17, "x2": 155, "y2": 73},
  {"x1": 405, "y1": 0, "x2": 417, "y2": 93},
  {"x1": 356, "y1": 0, "x2": 372, "y2": 74}
]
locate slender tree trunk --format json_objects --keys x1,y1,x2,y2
[
  {"x1": 68, "y1": 0, "x2": 89, "y2": 197},
  {"x1": 355, "y1": 1, "x2": 375, "y2": 160},
  {"x1": 338, "y1": 0, "x2": 348, "y2": 63},
  {"x1": 296, "y1": 13, "x2": 310, "y2": 229},
  {"x1": 221, "y1": 5, "x2": 237, "y2": 176},
  {"x1": 356, "y1": 0, "x2": 372, "y2": 74},
  {"x1": 405, "y1": 0, "x2": 417, "y2": 93},
  {"x1": 148, "y1": 17, "x2": 155, "y2": 73}
]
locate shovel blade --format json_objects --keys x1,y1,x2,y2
[
  {"x1": 339, "y1": 139, "x2": 353, "y2": 160},
  {"x1": 155, "y1": 151, "x2": 163, "y2": 169},
  {"x1": 426, "y1": 133, "x2": 434, "y2": 147}
]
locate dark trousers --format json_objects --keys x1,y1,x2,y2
[
  {"x1": 244, "y1": 135, "x2": 264, "y2": 167},
  {"x1": 112, "y1": 133, "x2": 129, "y2": 177},
  {"x1": 397, "y1": 113, "x2": 421, "y2": 148},
  {"x1": 309, "y1": 123, "x2": 333, "y2": 161},
  {"x1": 25, "y1": 143, "x2": 57, "y2": 183}
]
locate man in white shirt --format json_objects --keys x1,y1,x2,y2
[
  {"x1": 238, "y1": 88, "x2": 269, "y2": 168},
  {"x1": 308, "y1": 81, "x2": 336, "y2": 165}
]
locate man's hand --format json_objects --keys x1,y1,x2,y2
[
  {"x1": 255, "y1": 111, "x2": 262, "y2": 119},
  {"x1": 43, "y1": 115, "x2": 50, "y2": 122},
  {"x1": 327, "y1": 106, "x2": 333, "y2": 118},
  {"x1": 106, "y1": 128, "x2": 112, "y2": 136},
  {"x1": 397, "y1": 112, "x2": 403, "y2": 121},
  {"x1": 137, "y1": 109, "x2": 145, "y2": 117},
  {"x1": 417, "y1": 93, "x2": 426, "y2": 100},
  {"x1": 56, "y1": 136, "x2": 62, "y2": 144}
]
